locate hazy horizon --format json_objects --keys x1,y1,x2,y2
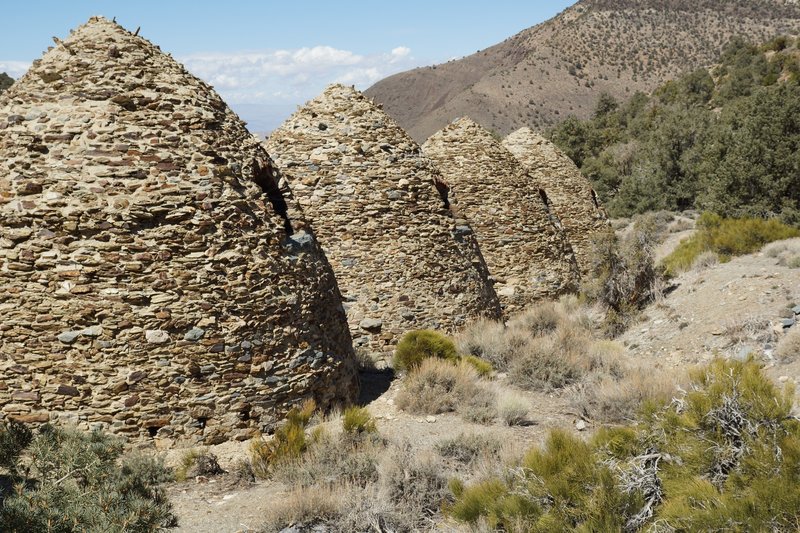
[{"x1": 0, "y1": 1, "x2": 575, "y2": 132}]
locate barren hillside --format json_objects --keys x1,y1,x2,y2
[
  {"x1": 0, "y1": 73, "x2": 12, "y2": 93},
  {"x1": 366, "y1": 0, "x2": 800, "y2": 141}
]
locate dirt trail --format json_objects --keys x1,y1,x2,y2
[{"x1": 165, "y1": 372, "x2": 577, "y2": 532}]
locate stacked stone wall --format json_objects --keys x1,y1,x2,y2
[
  {"x1": 0, "y1": 18, "x2": 358, "y2": 444},
  {"x1": 267, "y1": 85, "x2": 501, "y2": 355},
  {"x1": 423, "y1": 118, "x2": 580, "y2": 312},
  {"x1": 503, "y1": 127, "x2": 611, "y2": 275}
]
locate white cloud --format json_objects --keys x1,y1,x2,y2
[
  {"x1": 0, "y1": 45, "x2": 424, "y2": 133},
  {"x1": 179, "y1": 45, "x2": 423, "y2": 131},
  {"x1": 0, "y1": 61, "x2": 31, "y2": 79},
  {"x1": 390, "y1": 46, "x2": 411, "y2": 61}
]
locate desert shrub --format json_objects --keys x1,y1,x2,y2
[
  {"x1": 496, "y1": 392, "x2": 530, "y2": 426},
  {"x1": 458, "y1": 386, "x2": 498, "y2": 425},
  {"x1": 668, "y1": 216, "x2": 695, "y2": 233},
  {"x1": 341, "y1": 406, "x2": 377, "y2": 435},
  {"x1": 378, "y1": 445, "x2": 450, "y2": 521},
  {"x1": 763, "y1": 238, "x2": 800, "y2": 267},
  {"x1": 576, "y1": 366, "x2": 681, "y2": 423},
  {"x1": 261, "y1": 485, "x2": 343, "y2": 533},
  {"x1": 691, "y1": 249, "x2": 719, "y2": 271},
  {"x1": 663, "y1": 213, "x2": 800, "y2": 276},
  {"x1": 354, "y1": 347, "x2": 378, "y2": 372},
  {"x1": 175, "y1": 448, "x2": 224, "y2": 481},
  {"x1": 436, "y1": 433, "x2": 504, "y2": 465},
  {"x1": 462, "y1": 355, "x2": 493, "y2": 376},
  {"x1": 583, "y1": 214, "x2": 661, "y2": 336},
  {"x1": 266, "y1": 443, "x2": 450, "y2": 532},
  {"x1": 720, "y1": 315, "x2": 774, "y2": 346},
  {"x1": 250, "y1": 399, "x2": 316, "y2": 478},
  {"x1": 396, "y1": 358, "x2": 481, "y2": 415},
  {"x1": 583, "y1": 339, "x2": 627, "y2": 378},
  {"x1": 512, "y1": 303, "x2": 562, "y2": 337},
  {"x1": 272, "y1": 429, "x2": 384, "y2": 488},
  {"x1": 456, "y1": 319, "x2": 516, "y2": 371},
  {"x1": 0, "y1": 424, "x2": 175, "y2": 532},
  {"x1": 508, "y1": 335, "x2": 583, "y2": 391},
  {"x1": 449, "y1": 358, "x2": 800, "y2": 531},
  {"x1": 775, "y1": 327, "x2": 800, "y2": 363},
  {"x1": 394, "y1": 329, "x2": 459, "y2": 371}
]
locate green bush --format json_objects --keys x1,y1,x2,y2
[
  {"x1": 448, "y1": 358, "x2": 800, "y2": 531},
  {"x1": 583, "y1": 214, "x2": 661, "y2": 335},
  {"x1": 342, "y1": 407, "x2": 377, "y2": 435},
  {"x1": 0, "y1": 423, "x2": 175, "y2": 532},
  {"x1": 549, "y1": 35, "x2": 800, "y2": 221},
  {"x1": 461, "y1": 355, "x2": 492, "y2": 376},
  {"x1": 662, "y1": 212, "x2": 800, "y2": 276},
  {"x1": 393, "y1": 329, "x2": 459, "y2": 371},
  {"x1": 250, "y1": 399, "x2": 317, "y2": 478}
]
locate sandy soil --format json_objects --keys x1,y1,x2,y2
[
  {"x1": 164, "y1": 370, "x2": 580, "y2": 532},
  {"x1": 163, "y1": 231, "x2": 800, "y2": 532}
]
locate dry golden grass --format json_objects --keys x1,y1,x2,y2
[
  {"x1": 576, "y1": 366, "x2": 684, "y2": 423},
  {"x1": 775, "y1": 327, "x2": 800, "y2": 363},
  {"x1": 395, "y1": 358, "x2": 484, "y2": 415},
  {"x1": 262, "y1": 485, "x2": 343, "y2": 532}
]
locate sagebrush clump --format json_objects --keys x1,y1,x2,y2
[
  {"x1": 583, "y1": 214, "x2": 661, "y2": 336},
  {"x1": 0, "y1": 423, "x2": 175, "y2": 532},
  {"x1": 663, "y1": 212, "x2": 800, "y2": 276},
  {"x1": 395, "y1": 358, "x2": 484, "y2": 415},
  {"x1": 448, "y1": 358, "x2": 800, "y2": 531},
  {"x1": 393, "y1": 329, "x2": 460, "y2": 371}
]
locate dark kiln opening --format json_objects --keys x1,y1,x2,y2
[
  {"x1": 538, "y1": 188, "x2": 550, "y2": 207},
  {"x1": 253, "y1": 157, "x2": 293, "y2": 235},
  {"x1": 434, "y1": 177, "x2": 451, "y2": 209}
]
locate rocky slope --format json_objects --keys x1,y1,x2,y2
[
  {"x1": 0, "y1": 73, "x2": 12, "y2": 94},
  {"x1": 365, "y1": 0, "x2": 800, "y2": 141}
]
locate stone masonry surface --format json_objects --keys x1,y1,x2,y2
[
  {"x1": 0, "y1": 17, "x2": 358, "y2": 445},
  {"x1": 423, "y1": 118, "x2": 580, "y2": 313},
  {"x1": 503, "y1": 127, "x2": 611, "y2": 276},
  {"x1": 267, "y1": 85, "x2": 502, "y2": 355}
]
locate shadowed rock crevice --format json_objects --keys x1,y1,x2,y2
[{"x1": 252, "y1": 156, "x2": 293, "y2": 235}]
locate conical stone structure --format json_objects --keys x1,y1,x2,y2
[
  {"x1": 266, "y1": 85, "x2": 501, "y2": 355},
  {"x1": 423, "y1": 118, "x2": 579, "y2": 312},
  {"x1": 503, "y1": 127, "x2": 611, "y2": 275},
  {"x1": 0, "y1": 17, "x2": 358, "y2": 444}
]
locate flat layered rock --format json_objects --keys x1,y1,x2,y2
[
  {"x1": 423, "y1": 118, "x2": 579, "y2": 312},
  {"x1": 0, "y1": 17, "x2": 357, "y2": 444},
  {"x1": 267, "y1": 85, "x2": 501, "y2": 355},
  {"x1": 503, "y1": 127, "x2": 612, "y2": 275}
]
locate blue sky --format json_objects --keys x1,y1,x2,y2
[{"x1": 1, "y1": 1, "x2": 576, "y2": 131}]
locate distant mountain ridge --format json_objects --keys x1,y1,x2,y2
[
  {"x1": 365, "y1": 0, "x2": 800, "y2": 141},
  {"x1": 0, "y1": 73, "x2": 13, "y2": 93}
]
